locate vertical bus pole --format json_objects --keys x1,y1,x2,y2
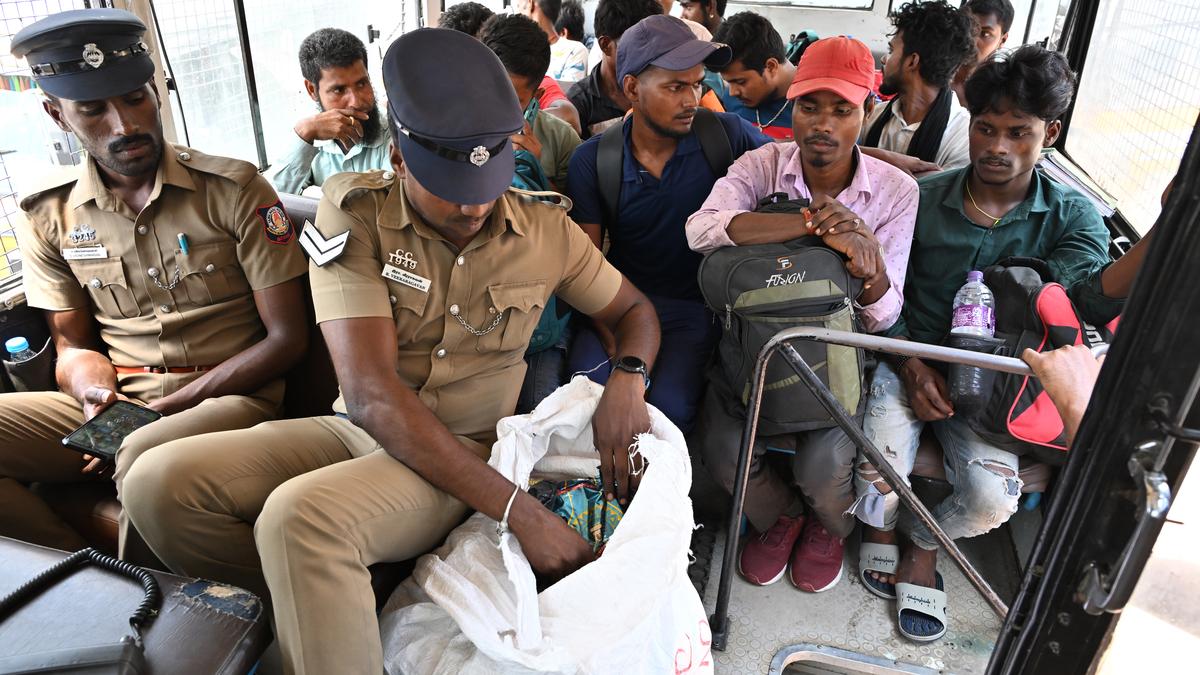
[{"x1": 231, "y1": 0, "x2": 268, "y2": 170}]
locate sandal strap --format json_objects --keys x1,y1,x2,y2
[
  {"x1": 858, "y1": 542, "x2": 899, "y2": 574},
  {"x1": 896, "y1": 582, "x2": 948, "y2": 620}
]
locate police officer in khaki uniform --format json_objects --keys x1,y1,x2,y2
[
  {"x1": 2, "y1": 9, "x2": 309, "y2": 555},
  {"x1": 126, "y1": 28, "x2": 662, "y2": 673}
]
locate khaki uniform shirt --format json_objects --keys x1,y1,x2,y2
[
  {"x1": 16, "y1": 144, "x2": 307, "y2": 403},
  {"x1": 311, "y1": 171, "x2": 623, "y2": 441}
]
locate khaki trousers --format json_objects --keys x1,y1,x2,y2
[
  {"x1": 122, "y1": 415, "x2": 489, "y2": 675},
  {"x1": 0, "y1": 381, "x2": 280, "y2": 554}
]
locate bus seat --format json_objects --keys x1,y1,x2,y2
[
  {"x1": 279, "y1": 192, "x2": 319, "y2": 230},
  {"x1": 30, "y1": 481, "x2": 121, "y2": 557}
]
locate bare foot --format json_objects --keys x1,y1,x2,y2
[
  {"x1": 863, "y1": 526, "x2": 898, "y2": 586},
  {"x1": 896, "y1": 544, "x2": 938, "y2": 589}
]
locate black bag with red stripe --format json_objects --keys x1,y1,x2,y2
[{"x1": 966, "y1": 258, "x2": 1118, "y2": 465}]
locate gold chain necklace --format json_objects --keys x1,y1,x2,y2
[
  {"x1": 755, "y1": 100, "x2": 789, "y2": 131},
  {"x1": 965, "y1": 180, "x2": 1002, "y2": 227}
]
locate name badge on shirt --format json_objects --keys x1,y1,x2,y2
[
  {"x1": 382, "y1": 264, "x2": 431, "y2": 293},
  {"x1": 61, "y1": 245, "x2": 108, "y2": 260}
]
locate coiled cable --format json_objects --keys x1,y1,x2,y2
[{"x1": 0, "y1": 547, "x2": 161, "y2": 644}]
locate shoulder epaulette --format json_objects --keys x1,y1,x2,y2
[
  {"x1": 506, "y1": 186, "x2": 573, "y2": 212},
  {"x1": 323, "y1": 169, "x2": 397, "y2": 208},
  {"x1": 170, "y1": 145, "x2": 258, "y2": 188}
]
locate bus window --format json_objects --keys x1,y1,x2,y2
[
  {"x1": 1065, "y1": 0, "x2": 1200, "y2": 234},
  {"x1": 151, "y1": 0, "x2": 413, "y2": 168},
  {"x1": 0, "y1": 0, "x2": 91, "y2": 290}
]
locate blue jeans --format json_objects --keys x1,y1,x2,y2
[
  {"x1": 567, "y1": 294, "x2": 718, "y2": 434},
  {"x1": 852, "y1": 362, "x2": 1023, "y2": 550},
  {"x1": 517, "y1": 324, "x2": 573, "y2": 415}
]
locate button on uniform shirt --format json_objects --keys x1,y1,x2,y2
[
  {"x1": 309, "y1": 171, "x2": 623, "y2": 442},
  {"x1": 890, "y1": 167, "x2": 1122, "y2": 346},
  {"x1": 860, "y1": 94, "x2": 971, "y2": 170},
  {"x1": 567, "y1": 113, "x2": 770, "y2": 302},
  {"x1": 16, "y1": 145, "x2": 308, "y2": 403},
  {"x1": 686, "y1": 143, "x2": 918, "y2": 333},
  {"x1": 268, "y1": 131, "x2": 392, "y2": 196}
]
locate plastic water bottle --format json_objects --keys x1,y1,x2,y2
[
  {"x1": 5, "y1": 337, "x2": 36, "y2": 363},
  {"x1": 950, "y1": 271, "x2": 995, "y2": 337},
  {"x1": 948, "y1": 272, "x2": 996, "y2": 414}
]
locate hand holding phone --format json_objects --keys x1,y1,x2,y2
[{"x1": 62, "y1": 400, "x2": 162, "y2": 464}]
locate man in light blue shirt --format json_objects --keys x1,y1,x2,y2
[{"x1": 269, "y1": 28, "x2": 390, "y2": 195}]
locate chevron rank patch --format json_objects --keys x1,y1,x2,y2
[{"x1": 299, "y1": 221, "x2": 350, "y2": 266}]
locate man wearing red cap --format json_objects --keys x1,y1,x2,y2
[{"x1": 686, "y1": 36, "x2": 918, "y2": 593}]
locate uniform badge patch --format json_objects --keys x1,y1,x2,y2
[
  {"x1": 257, "y1": 201, "x2": 294, "y2": 245},
  {"x1": 68, "y1": 223, "x2": 96, "y2": 244},
  {"x1": 82, "y1": 43, "x2": 105, "y2": 69}
]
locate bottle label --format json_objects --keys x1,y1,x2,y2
[{"x1": 951, "y1": 304, "x2": 995, "y2": 331}]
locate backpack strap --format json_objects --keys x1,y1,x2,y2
[
  {"x1": 596, "y1": 119, "x2": 625, "y2": 238},
  {"x1": 693, "y1": 108, "x2": 734, "y2": 179}
]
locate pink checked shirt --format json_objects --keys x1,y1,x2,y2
[{"x1": 686, "y1": 143, "x2": 918, "y2": 332}]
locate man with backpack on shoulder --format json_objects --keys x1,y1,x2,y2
[
  {"x1": 566, "y1": 14, "x2": 770, "y2": 436},
  {"x1": 685, "y1": 37, "x2": 918, "y2": 595},
  {"x1": 852, "y1": 46, "x2": 1129, "y2": 643}
]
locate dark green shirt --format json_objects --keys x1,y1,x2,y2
[{"x1": 888, "y1": 166, "x2": 1123, "y2": 344}]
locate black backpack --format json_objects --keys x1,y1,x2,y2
[
  {"x1": 965, "y1": 259, "x2": 1117, "y2": 465},
  {"x1": 697, "y1": 194, "x2": 866, "y2": 434}
]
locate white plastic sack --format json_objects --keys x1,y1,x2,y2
[{"x1": 380, "y1": 376, "x2": 713, "y2": 675}]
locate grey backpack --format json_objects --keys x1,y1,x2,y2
[{"x1": 697, "y1": 194, "x2": 866, "y2": 434}]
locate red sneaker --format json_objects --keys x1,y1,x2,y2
[
  {"x1": 789, "y1": 519, "x2": 845, "y2": 593},
  {"x1": 738, "y1": 514, "x2": 805, "y2": 586}
]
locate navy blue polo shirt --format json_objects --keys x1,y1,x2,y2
[{"x1": 566, "y1": 113, "x2": 770, "y2": 301}]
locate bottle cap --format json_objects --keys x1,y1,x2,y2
[
  {"x1": 966, "y1": 270, "x2": 983, "y2": 282},
  {"x1": 5, "y1": 337, "x2": 29, "y2": 355}
]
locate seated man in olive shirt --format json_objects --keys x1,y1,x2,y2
[{"x1": 852, "y1": 46, "x2": 1130, "y2": 643}]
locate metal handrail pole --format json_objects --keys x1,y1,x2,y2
[
  {"x1": 765, "y1": 327, "x2": 1033, "y2": 376},
  {"x1": 777, "y1": 343, "x2": 1010, "y2": 618},
  {"x1": 708, "y1": 327, "x2": 1017, "y2": 649},
  {"x1": 709, "y1": 337, "x2": 772, "y2": 651}
]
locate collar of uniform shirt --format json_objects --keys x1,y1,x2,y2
[
  {"x1": 67, "y1": 142, "x2": 196, "y2": 213},
  {"x1": 375, "y1": 182, "x2": 528, "y2": 244}
]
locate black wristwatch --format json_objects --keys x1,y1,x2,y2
[{"x1": 612, "y1": 355, "x2": 651, "y2": 389}]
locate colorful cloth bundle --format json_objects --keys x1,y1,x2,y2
[{"x1": 529, "y1": 477, "x2": 625, "y2": 551}]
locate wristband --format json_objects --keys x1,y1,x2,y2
[{"x1": 891, "y1": 354, "x2": 912, "y2": 373}]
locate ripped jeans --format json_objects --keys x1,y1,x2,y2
[{"x1": 851, "y1": 362, "x2": 1022, "y2": 550}]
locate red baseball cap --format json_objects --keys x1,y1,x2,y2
[{"x1": 786, "y1": 36, "x2": 876, "y2": 105}]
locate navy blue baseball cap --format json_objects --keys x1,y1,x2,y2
[
  {"x1": 616, "y1": 15, "x2": 732, "y2": 84},
  {"x1": 383, "y1": 28, "x2": 524, "y2": 205},
  {"x1": 11, "y1": 9, "x2": 154, "y2": 101}
]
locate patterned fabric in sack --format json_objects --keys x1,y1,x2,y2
[
  {"x1": 970, "y1": 261, "x2": 1118, "y2": 465},
  {"x1": 379, "y1": 377, "x2": 711, "y2": 675},
  {"x1": 529, "y1": 477, "x2": 625, "y2": 552}
]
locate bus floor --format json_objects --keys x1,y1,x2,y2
[{"x1": 689, "y1": 460, "x2": 1042, "y2": 675}]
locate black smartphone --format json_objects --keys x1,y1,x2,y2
[{"x1": 61, "y1": 400, "x2": 162, "y2": 462}]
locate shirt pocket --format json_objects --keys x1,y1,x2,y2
[
  {"x1": 485, "y1": 280, "x2": 547, "y2": 353},
  {"x1": 69, "y1": 257, "x2": 141, "y2": 319},
  {"x1": 178, "y1": 241, "x2": 250, "y2": 306},
  {"x1": 388, "y1": 285, "x2": 430, "y2": 346}
]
